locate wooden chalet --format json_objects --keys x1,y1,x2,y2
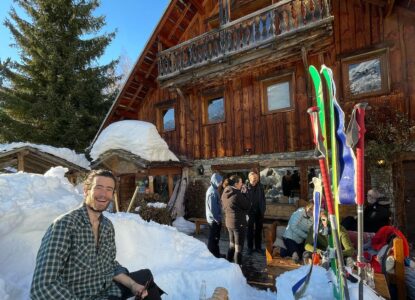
[
  {"x1": 0, "y1": 145, "x2": 88, "y2": 183},
  {"x1": 94, "y1": 0, "x2": 415, "y2": 249}
]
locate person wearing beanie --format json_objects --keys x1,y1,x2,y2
[{"x1": 205, "y1": 173, "x2": 223, "y2": 258}]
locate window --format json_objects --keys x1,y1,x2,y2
[
  {"x1": 341, "y1": 48, "x2": 389, "y2": 99},
  {"x1": 157, "y1": 105, "x2": 175, "y2": 132},
  {"x1": 261, "y1": 73, "x2": 294, "y2": 114},
  {"x1": 162, "y1": 108, "x2": 175, "y2": 131},
  {"x1": 204, "y1": 95, "x2": 225, "y2": 124}
]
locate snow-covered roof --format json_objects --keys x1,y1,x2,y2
[
  {"x1": 0, "y1": 142, "x2": 90, "y2": 169},
  {"x1": 90, "y1": 120, "x2": 179, "y2": 162}
]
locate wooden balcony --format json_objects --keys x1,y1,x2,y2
[{"x1": 158, "y1": 0, "x2": 333, "y2": 87}]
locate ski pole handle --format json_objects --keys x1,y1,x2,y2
[{"x1": 355, "y1": 103, "x2": 368, "y2": 206}]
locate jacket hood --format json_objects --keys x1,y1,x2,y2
[{"x1": 210, "y1": 173, "x2": 223, "y2": 189}]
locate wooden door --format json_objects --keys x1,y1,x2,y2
[{"x1": 403, "y1": 161, "x2": 415, "y2": 246}]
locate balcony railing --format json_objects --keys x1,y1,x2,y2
[{"x1": 158, "y1": 0, "x2": 332, "y2": 82}]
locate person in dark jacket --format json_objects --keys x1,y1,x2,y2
[
  {"x1": 221, "y1": 175, "x2": 250, "y2": 265},
  {"x1": 246, "y1": 171, "x2": 266, "y2": 254},
  {"x1": 205, "y1": 173, "x2": 223, "y2": 258},
  {"x1": 364, "y1": 189, "x2": 391, "y2": 233}
]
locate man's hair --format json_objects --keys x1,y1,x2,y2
[
  {"x1": 84, "y1": 169, "x2": 117, "y2": 191},
  {"x1": 228, "y1": 175, "x2": 241, "y2": 186},
  {"x1": 248, "y1": 171, "x2": 258, "y2": 178}
]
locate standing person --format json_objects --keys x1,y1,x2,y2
[
  {"x1": 246, "y1": 171, "x2": 266, "y2": 254},
  {"x1": 221, "y1": 175, "x2": 250, "y2": 265},
  {"x1": 282, "y1": 170, "x2": 292, "y2": 197},
  {"x1": 30, "y1": 169, "x2": 163, "y2": 300},
  {"x1": 280, "y1": 203, "x2": 314, "y2": 263},
  {"x1": 205, "y1": 173, "x2": 223, "y2": 258}
]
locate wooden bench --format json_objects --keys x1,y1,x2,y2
[{"x1": 189, "y1": 217, "x2": 208, "y2": 234}]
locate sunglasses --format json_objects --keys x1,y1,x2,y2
[{"x1": 321, "y1": 218, "x2": 327, "y2": 221}]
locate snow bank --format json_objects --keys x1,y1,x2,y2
[
  {"x1": 90, "y1": 120, "x2": 179, "y2": 162},
  {"x1": 0, "y1": 142, "x2": 90, "y2": 169},
  {"x1": 0, "y1": 170, "x2": 273, "y2": 300},
  {"x1": 172, "y1": 216, "x2": 195, "y2": 235}
]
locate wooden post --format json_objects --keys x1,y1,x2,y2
[
  {"x1": 127, "y1": 185, "x2": 140, "y2": 213},
  {"x1": 114, "y1": 192, "x2": 120, "y2": 212},
  {"x1": 168, "y1": 174, "x2": 174, "y2": 197},
  {"x1": 148, "y1": 176, "x2": 154, "y2": 194},
  {"x1": 17, "y1": 152, "x2": 25, "y2": 172},
  {"x1": 393, "y1": 237, "x2": 406, "y2": 300}
]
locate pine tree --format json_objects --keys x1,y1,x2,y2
[{"x1": 0, "y1": 0, "x2": 118, "y2": 151}]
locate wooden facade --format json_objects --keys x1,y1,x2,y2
[{"x1": 95, "y1": 0, "x2": 415, "y2": 233}]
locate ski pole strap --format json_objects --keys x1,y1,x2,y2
[{"x1": 312, "y1": 178, "x2": 322, "y2": 251}]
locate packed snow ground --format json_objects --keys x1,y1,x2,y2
[
  {"x1": 0, "y1": 142, "x2": 90, "y2": 169},
  {"x1": 0, "y1": 168, "x2": 273, "y2": 299},
  {"x1": 90, "y1": 120, "x2": 179, "y2": 162}
]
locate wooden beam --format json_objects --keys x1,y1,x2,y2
[
  {"x1": 168, "y1": 3, "x2": 192, "y2": 40},
  {"x1": 114, "y1": 109, "x2": 138, "y2": 120},
  {"x1": 158, "y1": 35, "x2": 176, "y2": 49},
  {"x1": 188, "y1": 0, "x2": 205, "y2": 15},
  {"x1": 17, "y1": 151, "x2": 27, "y2": 171},
  {"x1": 133, "y1": 74, "x2": 157, "y2": 87}
]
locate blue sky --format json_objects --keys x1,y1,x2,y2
[{"x1": 0, "y1": 0, "x2": 170, "y2": 66}]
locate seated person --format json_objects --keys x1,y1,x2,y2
[
  {"x1": 341, "y1": 188, "x2": 391, "y2": 232},
  {"x1": 364, "y1": 189, "x2": 391, "y2": 233},
  {"x1": 303, "y1": 210, "x2": 355, "y2": 267},
  {"x1": 280, "y1": 203, "x2": 313, "y2": 263}
]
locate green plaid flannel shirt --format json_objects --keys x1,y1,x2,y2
[{"x1": 31, "y1": 204, "x2": 126, "y2": 299}]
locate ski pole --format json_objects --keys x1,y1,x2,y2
[{"x1": 355, "y1": 103, "x2": 368, "y2": 300}]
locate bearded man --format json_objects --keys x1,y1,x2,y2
[{"x1": 31, "y1": 169, "x2": 163, "y2": 299}]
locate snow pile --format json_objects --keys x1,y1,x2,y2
[
  {"x1": 90, "y1": 120, "x2": 179, "y2": 162},
  {"x1": 0, "y1": 142, "x2": 90, "y2": 169},
  {"x1": 172, "y1": 216, "x2": 196, "y2": 235},
  {"x1": 147, "y1": 202, "x2": 167, "y2": 209},
  {"x1": 276, "y1": 265, "x2": 384, "y2": 300},
  {"x1": 0, "y1": 171, "x2": 82, "y2": 299},
  {"x1": 0, "y1": 171, "x2": 274, "y2": 300}
]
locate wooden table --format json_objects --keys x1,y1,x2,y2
[
  {"x1": 189, "y1": 217, "x2": 208, "y2": 234},
  {"x1": 374, "y1": 273, "x2": 391, "y2": 299}
]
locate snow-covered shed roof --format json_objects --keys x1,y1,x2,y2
[{"x1": 90, "y1": 120, "x2": 179, "y2": 163}]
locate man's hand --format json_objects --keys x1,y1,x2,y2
[{"x1": 131, "y1": 282, "x2": 148, "y2": 299}]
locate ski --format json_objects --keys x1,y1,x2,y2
[
  {"x1": 309, "y1": 66, "x2": 341, "y2": 297},
  {"x1": 308, "y1": 106, "x2": 350, "y2": 300}
]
